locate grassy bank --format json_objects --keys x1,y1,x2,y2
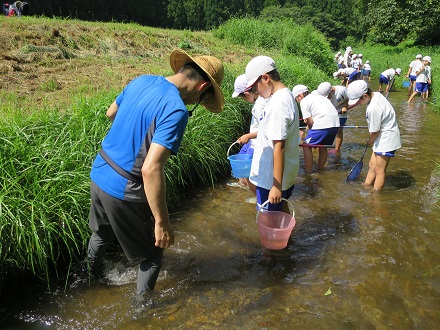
[{"x1": 0, "y1": 15, "x2": 438, "y2": 295}]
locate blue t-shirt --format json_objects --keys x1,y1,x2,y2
[{"x1": 90, "y1": 75, "x2": 188, "y2": 201}]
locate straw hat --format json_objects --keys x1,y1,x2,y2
[{"x1": 170, "y1": 49, "x2": 225, "y2": 113}]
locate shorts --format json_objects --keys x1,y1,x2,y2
[
  {"x1": 348, "y1": 71, "x2": 358, "y2": 83},
  {"x1": 374, "y1": 150, "x2": 396, "y2": 157},
  {"x1": 304, "y1": 127, "x2": 339, "y2": 146},
  {"x1": 415, "y1": 82, "x2": 428, "y2": 93},
  {"x1": 409, "y1": 74, "x2": 417, "y2": 81},
  {"x1": 238, "y1": 141, "x2": 254, "y2": 155},
  {"x1": 362, "y1": 69, "x2": 371, "y2": 76},
  {"x1": 256, "y1": 184, "x2": 294, "y2": 211},
  {"x1": 339, "y1": 117, "x2": 348, "y2": 126},
  {"x1": 379, "y1": 75, "x2": 389, "y2": 84},
  {"x1": 89, "y1": 180, "x2": 162, "y2": 263}
]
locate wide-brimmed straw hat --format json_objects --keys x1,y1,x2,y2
[{"x1": 170, "y1": 49, "x2": 225, "y2": 113}]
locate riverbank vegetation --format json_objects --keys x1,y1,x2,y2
[{"x1": 0, "y1": 15, "x2": 438, "y2": 297}]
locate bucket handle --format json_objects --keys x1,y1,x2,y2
[
  {"x1": 227, "y1": 141, "x2": 240, "y2": 157},
  {"x1": 256, "y1": 198, "x2": 295, "y2": 223}
]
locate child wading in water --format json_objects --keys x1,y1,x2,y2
[{"x1": 347, "y1": 80, "x2": 401, "y2": 191}]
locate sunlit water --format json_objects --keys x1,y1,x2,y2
[{"x1": 1, "y1": 82, "x2": 440, "y2": 329}]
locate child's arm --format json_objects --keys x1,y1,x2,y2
[
  {"x1": 268, "y1": 140, "x2": 285, "y2": 204},
  {"x1": 237, "y1": 132, "x2": 257, "y2": 144},
  {"x1": 367, "y1": 131, "x2": 380, "y2": 145}
]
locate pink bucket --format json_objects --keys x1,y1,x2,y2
[{"x1": 256, "y1": 199, "x2": 296, "y2": 250}]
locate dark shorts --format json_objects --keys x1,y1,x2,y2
[
  {"x1": 339, "y1": 117, "x2": 348, "y2": 126},
  {"x1": 374, "y1": 150, "x2": 396, "y2": 157},
  {"x1": 379, "y1": 75, "x2": 389, "y2": 84},
  {"x1": 415, "y1": 82, "x2": 428, "y2": 93},
  {"x1": 362, "y1": 69, "x2": 371, "y2": 76},
  {"x1": 89, "y1": 181, "x2": 163, "y2": 263},
  {"x1": 348, "y1": 71, "x2": 358, "y2": 83},
  {"x1": 256, "y1": 185, "x2": 294, "y2": 211},
  {"x1": 304, "y1": 127, "x2": 339, "y2": 146},
  {"x1": 409, "y1": 75, "x2": 417, "y2": 81}
]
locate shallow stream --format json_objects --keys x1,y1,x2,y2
[{"x1": 1, "y1": 82, "x2": 440, "y2": 329}]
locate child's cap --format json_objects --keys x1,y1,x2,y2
[
  {"x1": 292, "y1": 84, "x2": 309, "y2": 98},
  {"x1": 396, "y1": 68, "x2": 402, "y2": 75},
  {"x1": 232, "y1": 74, "x2": 248, "y2": 98},
  {"x1": 317, "y1": 82, "x2": 332, "y2": 97},
  {"x1": 245, "y1": 56, "x2": 276, "y2": 89},
  {"x1": 352, "y1": 54, "x2": 358, "y2": 58},
  {"x1": 359, "y1": 54, "x2": 363, "y2": 57},
  {"x1": 416, "y1": 54, "x2": 422, "y2": 59},
  {"x1": 347, "y1": 80, "x2": 368, "y2": 105},
  {"x1": 366, "y1": 60, "x2": 370, "y2": 64},
  {"x1": 423, "y1": 56, "x2": 431, "y2": 63},
  {"x1": 333, "y1": 71, "x2": 340, "y2": 79}
]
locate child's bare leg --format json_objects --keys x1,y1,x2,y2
[
  {"x1": 407, "y1": 91, "x2": 418, "y2": 103},
  {"x1": 372, "y1": 155, "x2": 391, "y2": 190},
  {"x1": 333, "y1": 128, "x2": 343, "y2": 156},
  {"x1": 318, "y1": 148, "x2": 328, "y2": 171},
  {"x1": 364, "y1": 153, "x2": 377, "y2": 187},
  {"x1": 245, "y1": 179, "x2": 257, "y2": 195},
  {"x1": 303, "y1": 147, "x2": 314, "y2": 173}
]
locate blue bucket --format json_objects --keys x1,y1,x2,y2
[
  {"x1": 227, "y1": 142, "x2": 253, "y2": 178},
  {"x1": 402, "y1": 81, "x2": 410, "y2": 88}
]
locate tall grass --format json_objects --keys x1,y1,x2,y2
[{"x1": 213, "y1": 18, "x2": 334, "y2": 76}]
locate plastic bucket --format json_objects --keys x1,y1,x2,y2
[
  {"x1": 227, "y1": 142, "x2": 253, "y2": 178},
  {"x1": 402, "y1": 80, "x2": 410, "y2": 88},
  {"x1": 256, "y1": 199, "x2": 296, "y2": 250}
]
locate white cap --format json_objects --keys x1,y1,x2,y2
[
  {"x1": 292, "y1": 84, "x2": 309, "y2": 98},
  {"x1": 245, "y1": 56, "x2": 276, "y2": 89},
  {"x1": 317, "y1": 82, "x2": 332, "y2": 97},
  {"x1": 423, "y1": 56, "x2": 431, "y2": 63},
  {"x1": 352, "y1": 54, "x2": 358, "y2": 58},
  {"x1": 416, "y1": 54, "x2": 422, "y2": 59},
  {"x1": 232, "y1": 74, "x2": 248, "y2": 98},
  {"x1": 396, "y1": 68, "x2": 402, "y2": 75},
  {"x1": 359, "y1": 54, "x2": 363, "y2": 57},
  {"x1": 346, "y1": 46, "x2": 352, "y2": 51},
  {"x1": 333, "y1": 71, "x2": 340, "y2": 79},
  {"x1": 347, "y1": 80, "x2": 368, "y2": 105},
  {"x1": 366, "y1": 60, "x2": 370, "y2": 64}
]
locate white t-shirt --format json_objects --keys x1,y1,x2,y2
[
  {"x1": 249, "y1": 88, "x2": 300, "y2": 191},
  {"x1": 416, "y1": 65, "x2": 431, "y2": 83},
  {"x1": 409, "y1": 60, "x2": 423, "y2": 76},
  {"x1": 363, "y1": 63, "x2": 371, "y2": 71},
  {"x1": 381, "y1": 68, "x2": 396, "y2": 80},
  {"x1": 366, "y1": 92, "x2": 401, "y2": 153},
  {"x1": 329, "y1": 85, "x2": 349, "y2": 119},
  {"x1": 249, "y1": 96, "x2": 267, "y2": 148},
  {"x1": 300, "y1": 94, "x2": 340, "y2": 129}
]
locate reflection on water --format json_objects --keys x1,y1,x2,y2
[{"x1": 1, "y1": 85, "x2": 440, "y2": 329}]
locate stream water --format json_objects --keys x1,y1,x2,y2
[{"x1": 1, "y1": 82, "x2": 440, "y2": 329}]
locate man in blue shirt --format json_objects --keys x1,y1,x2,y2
[{"x1": 88, "y1": 49, "x2": 225, "y2": 293}]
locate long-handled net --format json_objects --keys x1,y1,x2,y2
[{"x1": 345, "y1": 143, "x2": 369, "y2": 182}]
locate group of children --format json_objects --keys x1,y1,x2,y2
[
  {"x1": 232, "y1": 55, "x2": 401, "y2": 213},
  {"x1": 334, "y1": 46, "x2": 372, "y2": 84},
  {"x1": 406, "y1": 54, "x2": 432, "y2": 103}
]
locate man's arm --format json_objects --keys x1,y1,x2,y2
[
  {"x1": 106, "y1": 101, "x2": 119, "y2": 122},
  {"x1": 142, "y1": 142, "x2": 175, "y2": 249}
]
